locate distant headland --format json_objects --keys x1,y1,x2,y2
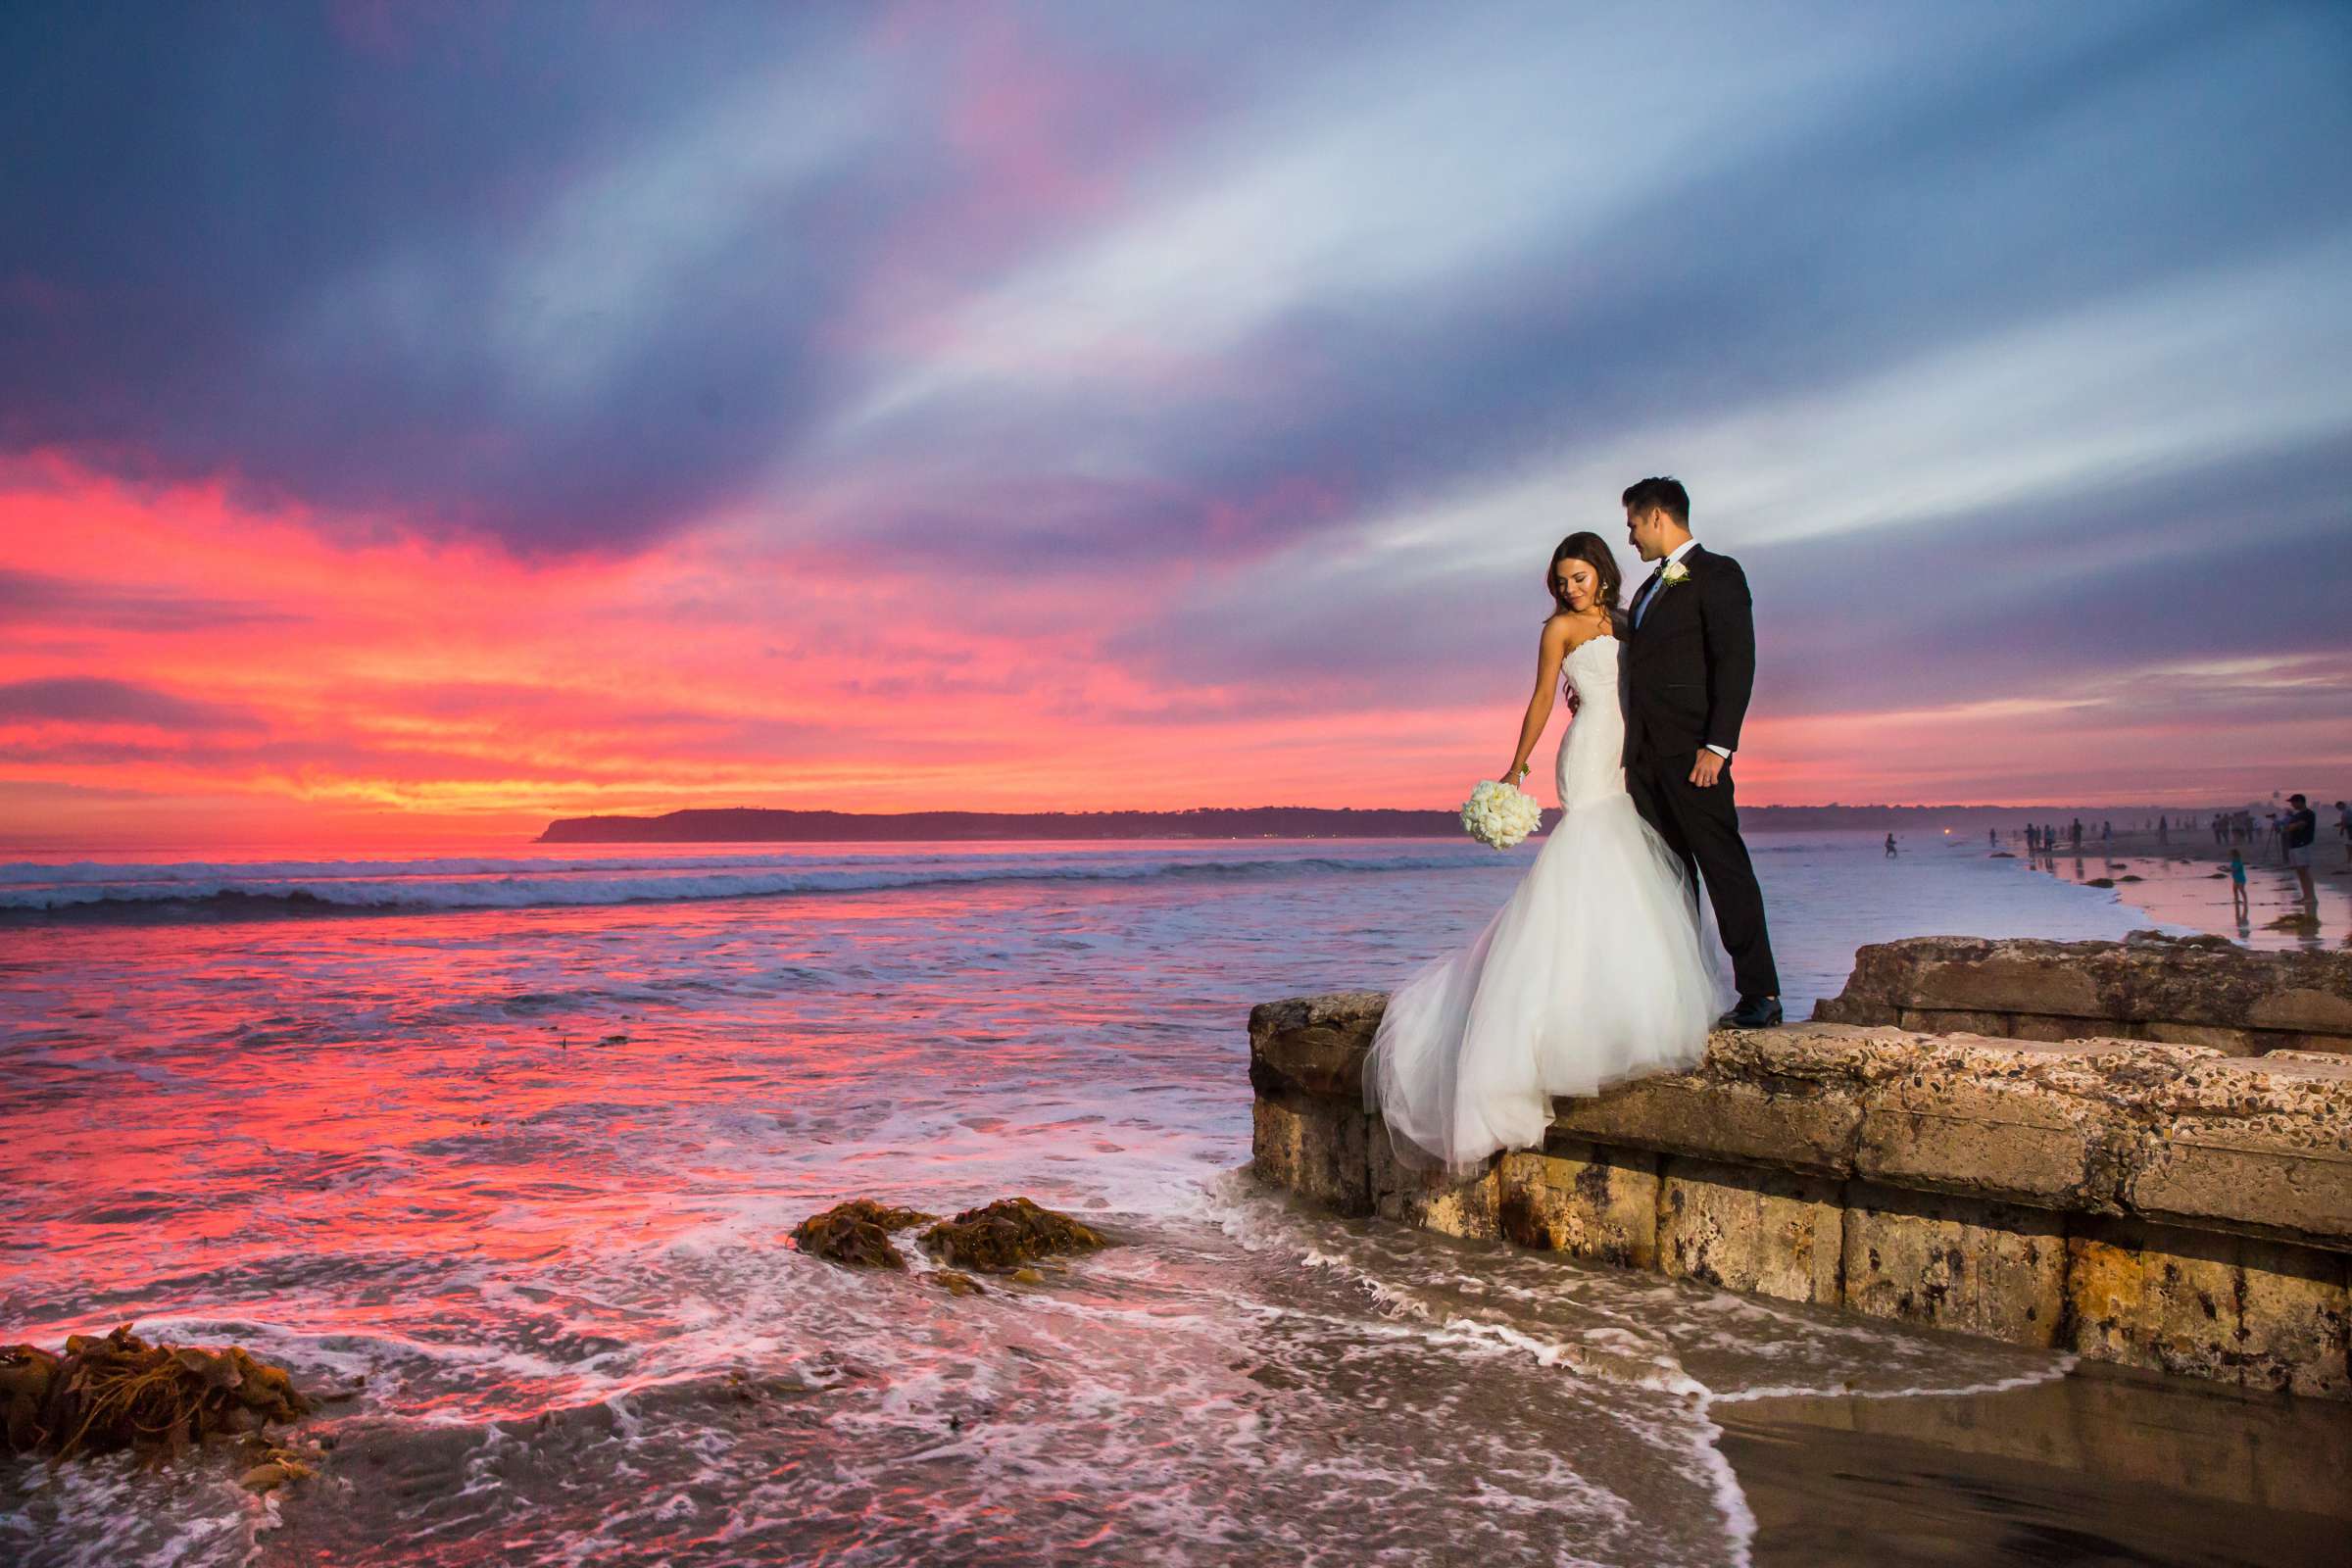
[
  {"x1": 535, "y1": 804, "x2": 2211, "y2": 844},
  {"x1": 540, "y1": 807, "x2": 1490, "y2": 842}
]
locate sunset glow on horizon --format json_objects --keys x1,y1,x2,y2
[{"x1": 6, "y1": 3, "x2": 2349, "y2": 849}]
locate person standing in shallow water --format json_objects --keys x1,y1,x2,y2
[
  {"x1": 2283, "y1": 794, "x2": 2318, "y2": 904},
  {"x1": 1619, "y1": 476, "x2": 1782, "y2": 1028}
]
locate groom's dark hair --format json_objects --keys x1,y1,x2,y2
[{"x1": 1621, "y1": 476, "x2": 1690, "y2": 525}]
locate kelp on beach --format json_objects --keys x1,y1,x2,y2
[
  {"x1": 2, "y1": 1326, "x2": 316, "y2": 1465},
  {"x1": 788, "y1": 1199, "x2": 940, "y2": 1269},
  {"x1": 919, "y1": 1197, "x2": 1110, "y2": 1273},
  {"x1": 791, "y1": 1195, "x2": 1113, "y2": 1277}
]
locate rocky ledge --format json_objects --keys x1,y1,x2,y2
[
  {"x1": 1249, "y1": 957, "x2": 2352, "y2": 1398},
  {"x1": 1813, "y1": 931, "x2": 2352, "y2": 1055}
]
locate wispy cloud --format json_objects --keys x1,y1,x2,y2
[{"x1": 2, "y1": 1, "x2": 2347, "y2": 842}]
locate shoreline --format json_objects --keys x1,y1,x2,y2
[
  {"x1": 2012, "y1": 825, "x2": 2352, "y2": 951},
  {"x1": 1720, "y1": 1361, "x2": 2352, "y2": 1564}
]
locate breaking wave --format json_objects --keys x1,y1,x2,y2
[{"x1": 0, "y1": 846, "x2": 1497, "y2": 923}]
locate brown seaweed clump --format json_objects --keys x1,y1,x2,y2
[
  {"x1": 233, "y1": 1435, "x2": 321, "y2": 1494},
  {"x1": 919, "y1": 1198, "x2": 1110, "y2": 1274},
  {"x1": 3, "y1": 1326, "x2": 315, "y2": 1462},
  {"x1": 789, "y1": 1199, "x2": 939, "y2": 1269}
]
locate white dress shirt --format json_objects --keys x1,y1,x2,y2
[{"x1": 1633, "y1": 539, "x2": 1731, "y2": 760}]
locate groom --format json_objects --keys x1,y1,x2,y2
[{"x1": 1619, "y1": 476, "x2": 1783, "y2": 1028}]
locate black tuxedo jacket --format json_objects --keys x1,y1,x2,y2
[{"x1": 1621, "y1": 544, "x2": 1756, "y2": 767}]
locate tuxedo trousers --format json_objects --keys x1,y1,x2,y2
[{"x1": 1626, "y1": 751, "x2": 1781, "y2": 1002}]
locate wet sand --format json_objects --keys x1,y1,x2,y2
[
  {"x1": 2020, "y1": 827, "x2": 2352, "y2": 952},
  {"x1": 1721, "y1": 1361, "x2": 2352, "y2": 1566}
]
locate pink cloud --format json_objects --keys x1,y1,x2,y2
[{"x1": 4, "y1": 451, "x2": 2342, "y2": 851}]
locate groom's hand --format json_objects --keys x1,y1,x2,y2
[{"x1": 1688, "y1": 752, "x2": 1726, "y2": 788}]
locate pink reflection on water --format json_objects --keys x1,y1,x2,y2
[{"x1": 0, "y1": 848, "x2": 1386, "y2": 1430}]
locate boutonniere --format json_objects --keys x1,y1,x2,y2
[{"x1": 1657, "y1": 561, "x2": 1691, "y2": 588}]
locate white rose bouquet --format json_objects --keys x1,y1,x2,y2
[{"x1": 1460, "y1": 779, "x2": 1544, "y2": 850}]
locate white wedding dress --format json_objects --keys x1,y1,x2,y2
[{"x1": 1365, "y1": 635, "x2": 1733, "y2": 1176}]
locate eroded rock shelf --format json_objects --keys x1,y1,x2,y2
[{"x1": 1249, "y1": 935, "x2": 2352, "y2": 1399}]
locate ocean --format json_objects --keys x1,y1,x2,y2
[{"x1": 0, "y1": 833, "x2": 2328, "y2": 1565}]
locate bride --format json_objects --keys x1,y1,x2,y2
[{"x1": 1364, "y1": 531, "x2": 1732, "y2": 1176}]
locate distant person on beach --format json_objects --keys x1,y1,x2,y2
[
  {"x1": 2338, "y1": 801, "x2": 2351, "y2": 863},
  {"x1": 1885, "y1": 833, "x2": 1898, "y2": 858},
  {"x1": 2284, "y1": 795, "x2": 2318, "y2": 903},
  {"x1": 2102, "y1": 820, "x2": 2111, "y2": 843},
  {"x1": 2229, "y1": 848, "x2": 2249, "y2": 921},
  {"x1": 1989, "y1": 828, "x2": 1998, "y2": 848},
  {"x1": 2070, "y1": 818, "x2": 2082, "y2": 850},
  {"x1": 2157, "y1": 815, "x2": 2169, "y2": 845}
]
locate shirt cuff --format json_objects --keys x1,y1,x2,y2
[{"x1": 1704, "y1": 744, "x2": 1732, "y2": 760}]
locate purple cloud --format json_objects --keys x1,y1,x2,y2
[{"x1": 0, "y1": 676, "x2": 269, "y2": 732}]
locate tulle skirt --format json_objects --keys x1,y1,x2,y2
[{"x1": 1364, "y1": 792, "x2": 1734, "y2": 1177}]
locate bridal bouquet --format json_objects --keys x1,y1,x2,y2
[{"x1": 1460, "y1": 779, "x2": 1544, "y2": 850}]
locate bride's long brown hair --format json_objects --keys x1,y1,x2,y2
[{"x1": 1547, "y1": 531, "x2": 1624, "y2": 634}]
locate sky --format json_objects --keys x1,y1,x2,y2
[{"x1": 4, "y1": 1, "x2": 2349, "y2": 848}]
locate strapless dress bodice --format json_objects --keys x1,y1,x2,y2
[{"x1": 1556, "y1": 636, "x2": 1627, "y2": 808}]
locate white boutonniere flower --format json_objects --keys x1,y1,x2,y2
[{"x1": 1658, "y1": 561, "x2": 1691, "y2": 588}]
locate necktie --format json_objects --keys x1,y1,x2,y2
[{"x1": 1635, "y1": 564, "x2": 1668, "y2": 626}]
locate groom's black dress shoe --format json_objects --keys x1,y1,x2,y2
[{"x1": 1716, "y1": 996, "x2": 1784, "y2": 1029}]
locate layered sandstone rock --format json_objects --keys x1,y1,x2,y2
[
  {"x1": 2130, "y1": 1052, "x2": 2352, "y2": 1248},
  {"x1": 1814, "y1": 931, "x2": 2352, "y2": 1054},
  {"x1": 1248, "y1": 950, "x2": 2352, "y2": 1398}
]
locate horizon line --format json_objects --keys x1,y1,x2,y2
[{"x1": 545, "y1": 801, "x2": 2290, "y2": 821}]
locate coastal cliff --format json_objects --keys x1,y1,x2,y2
[{"x1": 1249, "y1": 934, "x2": 2352, "y2": 1398}]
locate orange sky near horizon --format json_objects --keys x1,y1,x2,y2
[{"x1": 5, "y1": 458, "x2": 2340, "y2": 852}]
